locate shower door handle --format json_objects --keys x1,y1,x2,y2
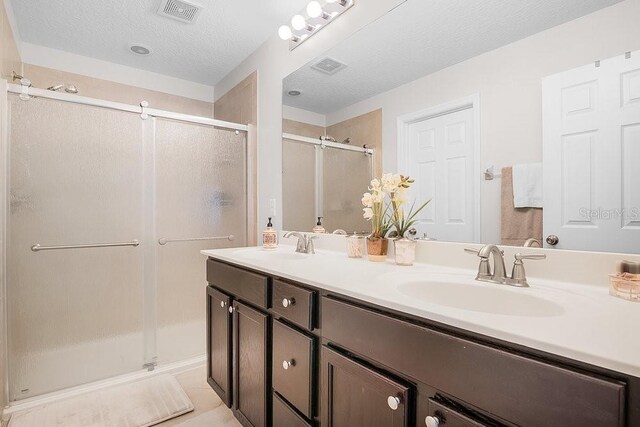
[
  {"x1": 31, "y1": 240, "x2": 140, "y2": 252},
  {"x1": 158, "y1": 235, "x2": 235, "y2": 245}
]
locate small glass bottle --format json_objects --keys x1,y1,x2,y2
[
  {"x1": 313, "y1": 217, "x2": 326, "y2": 233},
  {"x1": 263, "y1": 217, "x2": 278, "y2": 250}
]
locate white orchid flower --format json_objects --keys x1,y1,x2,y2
[{"x1": 362, "y1": 207, "x2": 374, "y2": 220}]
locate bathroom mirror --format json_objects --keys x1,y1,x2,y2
[{"x1": 282, "y1": 0, "x2": 640, "y2": 253}]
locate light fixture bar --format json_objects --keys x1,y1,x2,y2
[{"x1": 278, "y1": 0, "x2": 355, "y2": 51}]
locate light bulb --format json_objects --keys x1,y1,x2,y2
[
  {"x1": 291, "y1": 14, "x2": 306, "y2": 31},
  {"x1": 306, "y1": 1, "x2": 323, "y2": 18},
  {"x1": 278, "y1": 25, "x2": 292, "y2": 40}
]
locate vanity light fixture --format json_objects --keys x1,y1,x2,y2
[{"x1": 278, "y1": 0, "x2": 355, "y2": 50}]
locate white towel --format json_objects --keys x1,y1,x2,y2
[{"x1": 512, "y1": 163, "x2": 543, "y2": 208}]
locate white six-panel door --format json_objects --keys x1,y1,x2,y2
[
  {"x1": 405, "y1": 106, "x2": 477, "y2": 242},
  {"x1": 543, "y1": 51, "x2": 640, "y2": 252}
]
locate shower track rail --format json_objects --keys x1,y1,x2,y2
[
  {"x1": 283, "y1": 132, "x2": 374, "y2": 154},
  {"x1": 31, "y1": 240, "x2": 140, "y2": 252},
  {"x1": 6, "y1": 83, "x2": 248, "y2": 132}
]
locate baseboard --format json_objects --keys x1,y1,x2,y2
[{"x1": 3, "y1": 354, "x2": 206, "y2": 416}]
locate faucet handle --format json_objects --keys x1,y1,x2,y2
[
  {"x1": 464, "y1": 247, "x2": 504, "y2": 256},
  {"x1": 510, "y1": 253, "x2": 546, "y2": 287},
  {"x1": 306, "y1": 234, "x2": 319, "y2": 254},
  {"x1": 515, "y1": 253, "x2": 546, "y2": 261}
]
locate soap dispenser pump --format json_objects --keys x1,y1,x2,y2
[
  {"x1": 263, "y1": 217, "x2": 277, "y2": 250},
  {"x1": 313, "y1": 217, "x2": 326, "y2": 234}
]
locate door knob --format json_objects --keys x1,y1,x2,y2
[
  {"x1": 546, "y1": 235, "x2": 559, "y2": 246},
  {"x1": 387, "y1": 396, "x2": 401, "y2": 410},
  {"x1": 425, "y1": 415, "x2": 440, "y2": 427},
  {"x1": 282, "y1": 297, "x2": 296, "y2": 308},
  {"x1": 282, "y1": 359, "x2": 295, "y2": 370}
]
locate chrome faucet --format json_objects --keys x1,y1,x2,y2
[
  {"x1": 283, "y1": 231, "x2": 318, "y2": 254},
  {"x1": 523, "y1": 238, "x2": 542, "y2": 247},
  {"x1": 466, "y1": 244, "x2": 546, "y2": 287}
]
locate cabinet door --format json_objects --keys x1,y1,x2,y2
[
  {"x1": 207, "y1": 286, "x2": 232, "y2": 407},
  {"x1": 322, "y1": 346, "x2": 411, "y2": 427},
  {"x1": 233, "y1": 301, "x2": 270, "y2": 427}
]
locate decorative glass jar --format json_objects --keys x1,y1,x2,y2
[{"x1": 394, "y1": 238, "x2": 417, "y2": 266}]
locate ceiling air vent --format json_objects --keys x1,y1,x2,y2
[
  {"x1": 311, "y1": 57, "x2": 347, "y2": 76},
  {"x1": 157, "y1": 0, "x2": 203, "y2": 24}
]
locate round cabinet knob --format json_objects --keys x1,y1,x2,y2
[
  {"x1": 282, "y1": 297, "x2": 295, "y2": 308},
  {"x1": 228, "y1": 306, "x2": 235, "y2": 314},
  {"x1": 282, "y1": 359, "x2": 295, "y2": 370},
  {"x1": 387, "y1": 396, "x2": 401, "y2": 411},
  {"x1": 220, "y1": 301, "x2": 226, "y2": 308},
  {"x1": 546, "y1": 235, "x2": 559, "y2": 246},
  {"x1": 425, "y1": 416, "x2": 440, "y2": 427}
]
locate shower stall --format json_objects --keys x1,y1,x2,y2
[
  {"x1": 1, "y1": 81, "x2": 250, "y2": 403},
  {"x1": 282, "y1": 133, "x2": 373, "y2": 233}
]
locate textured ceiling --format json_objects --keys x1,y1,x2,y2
[
  {"x1": 10, "y1": 0, "x2": 310, "y2": 85},
  {"x1": 283, "y1": 0, "x2": 623, "y2": 114}
]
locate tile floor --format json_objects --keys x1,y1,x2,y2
[{"x1": 155, "y1": 366, "x2": 240, "y2": 427}]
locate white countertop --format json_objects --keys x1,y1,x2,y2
[{"x1": 202, "y1": 245, "x2": 640, "y2": 378}]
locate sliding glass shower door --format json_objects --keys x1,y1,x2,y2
[
  {"x1": 154, "y1": 119, "x2": 246, "y2": 364},
  {"x1": 6, "y1": 95, "x2": 247, "y2": 401},
  {"x1": 7, "y1": 96, "x2": 146, "y2": 400}
]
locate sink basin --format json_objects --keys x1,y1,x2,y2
[
  {"x1": 398, "y1": 281, "x2": 564, "y2": 317},
  {"x1": 233, "y1": 248, "x2": 310, "y2": 261}
]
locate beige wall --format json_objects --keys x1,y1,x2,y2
[
  {"x1": 283, "y1": 119, "x2": 324, "y2": 139},
  {"x1": 326, "y1": 109, "x2": 382, "y2": 177},
  {"x1": 0, "y1": 0, "x2": 20, "y2": 81},
  {"x1": 24, "y1": 64, "x2": 213, "y2": 117},
  {"x1": 214, "y1": 71, "x2": 257, "y2": 125},
  {"x1": 326, "y1": 0, "x2": 640, "y2": 244}
]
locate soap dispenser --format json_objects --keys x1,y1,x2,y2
[
  {"x1": 313, "y1": 217, "x2": 326, "y2": 234},
  {"x1": 263, "y1": 217, "x2": 277, "y2": 250}
]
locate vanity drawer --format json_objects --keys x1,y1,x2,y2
[
  {"x1": 273, "y1": 392, "x2": 313, "y2": 427},
  {"x1": 271, "y1": 279, "x2": 315, "y2": 330},
  {"x1": 206, "y1": 259, "x2": 269, "y2": 309},
  {"x1": 426, "y1": 400, "x2": 485, "y2": 427},
  {"x1": 273, "y1": 319, "x2": 316, "y2": 418},
  {"x1": 322, "y1": 297, "x2": 625, "y2": 427}
]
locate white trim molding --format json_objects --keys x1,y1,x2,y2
[
  {"x1": 396, "y1": 93, "x2": 482, "y2": 242},
  {"x1": 20, "y1": 43, "x2": 215, "y2": 102}
]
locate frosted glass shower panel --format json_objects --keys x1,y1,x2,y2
[
  {"x1": 7, "y1": 96, "x2": 146, "y2": 400},
  {"x1": 323, "y1": 149, "x2": 371, "y2": 233},
  {"x1": 283, "y1": 139, "x2": 317, "y2": 232},
  {"x1": 154, "y1": 119, "x2": 247, "y2": 363}
]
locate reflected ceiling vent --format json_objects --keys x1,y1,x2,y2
[
  {"x1": 157, "y1": 0, "x2": 203, "y2": 24},
  {"x1": 311, "y1": 57, "x2": 347, "y2": 76}
]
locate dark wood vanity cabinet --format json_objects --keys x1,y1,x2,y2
[
  {"x1": 206, "y1": 286, "x2": 232, "y2": 406},
  {"x1": 207, "y1": 258, "x2": 638, "y2": 427},
  {"x1": 322, "y1": 346, "x2": 411, "y2": 427},
  {"x1": 206, "y1": 260, "x2": 271, "y2": 427},
  {"x1": 233, "y1": 300, "x2": 270, "y2": 427}
]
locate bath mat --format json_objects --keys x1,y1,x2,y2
[{"x1": 8, "y1": 374, "x2": 194, "y2": 427}]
